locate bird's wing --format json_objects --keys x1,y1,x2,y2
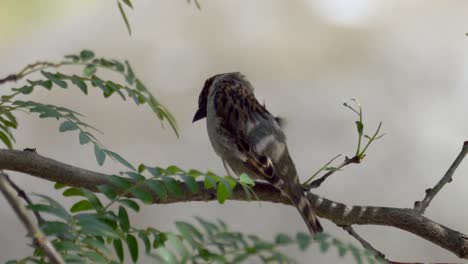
[
  {"x1": 212, "y1": 79, "x2": 291, "y2": 188},
  {"x1": 212, "y1": 77, "x2": 323, "y2": 234}
]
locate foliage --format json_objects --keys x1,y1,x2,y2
[
  {"x1": 0, "y1": 49, "x2": 386, "y2": 264},
  {"x1": 6, "y1": 173, "x2": 384, "y2": 264},
  {"x1": 0, "y1": 50, "x2": 178, "y2": 169},
  {"x1": 115, "y1": 0, "x2": 201, "y2": 35}
]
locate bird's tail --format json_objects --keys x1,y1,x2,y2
[{"x1": 284, "y1": 184, "x2": 323, "y2": 235}]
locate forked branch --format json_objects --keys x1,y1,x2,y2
[{"x1": 0, "y1": 149, "x2": 467, "y2": 260}]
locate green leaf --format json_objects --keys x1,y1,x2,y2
[
  {"x1": 138, "y1": 231, "x2": 151, "y2": 254},
  {"x1": 187, "y1": 169, "x2": 202, "y2": 178},
  {"x1": 130, "y1": 187, "x2": 153, "y2": 204},
  {"x1": 53, "y1": 240, "x2": 82, "y2": 252},
  {"x1": 80, "y1": 50, "x2": 95, "y2": 61},
  {"x1": 71, "y1": 75, "x2": 87, "y2": 94},
  {"x1": 167, "y1": 233, "x2": 189, "y2": 260},
  {"x1": 152, "y1": 232, "x2": 167, "y2": 249},
  {"x1": 175, "y1": 221, "x2": 203, "y2": 248},
  {"x1": 27, "y1": 79, "x2": 53, "y2": 90},
  {"x1": 195, "y1": 217, "x2": 219, "y2": 237},
  {"x1": 0, "y1": 117, "x2": 17, "y2": 130},
  {"x1": 296, "y1": 232, "x2": 311, "y2": 250},
  {"x1": 216, "y1": 177, "x2": 232, "y2": 204},
  {"x1": 118, "y1": 206, "x2": 130, "y2": 232},
  {"x1": 319, "y1": 240, "x2": 330, "y2": 252},
  {"x1": 136, "y1": 164, "x2": 145, "y2": 174},
  {"x1": 146, "y1": 166, "x2": 165, "y2": 177},
  {"x1": 181, "y1": 175, "x2": 198, "y2": 193},
  {"x1": 117, "y1": 199, "x2": 140, "y2": 212},
  {"x1": 97, "y1": 185, "x2": 117, "y2": 200},
  {"x1": 126, "y1": 234, "x2": 139, "y2": 263},
  {"x1": 166, "y1": 165, "x2": 183, "y2": 174},
  {"x1": 154, "y1": 103, "x2": 179, "y2": 138},
  {"x1": 113, "y1": 60, "x2": 125, "y2": 72},
  {"x1": 239, "y1": 173, "x2": 255, "y2": 186},
  {"x1": 135, "y1": 79, "x2": 146, "y2": 91},
  {"x1": 146, "y1": 180, "x2": 167, "y2": 201},
  {"x1": 13, "y1": 85, "x2": 34, "y2": 94},
  {"x1": 332, "y1": 238, "x2": 347, "y2": 257},
  {"x1": 64, "y1": 255, "x2": 86, "y2": 263},
  {"x1": 32, "y1": 194, "x2": 71, "y2": 220},
  {"x1": 54, "y1": 182, "x2": 66, "y2": 189},
  {"x1": 0, "y1": 131, "x2": 13, "y2": 149},
  {"x1": 349, "y1": 244, "x2": 364, "y2": 264},
  {"x1": 79, "y1": 131, "x2": 91, "y2": 145},
  {"x1": 41, "y1": 71, "x2": 67, "y2": 88},
  {"x1": 63, "y1": 187, "x2": 84, "y2": 197},
  {"x1": 70, "y1": 200, "x2": 94, "y2": 212},
  {"x1": 81, "y1": 251, "x2": 107, "y2": 263},
  {"x1": 59, "y1": 120, "x2": 78, "y2": 132},
  {"x1": 113, "y1": 239, "x2": 124, "y2": 262},
  {"x1": 81, "y1": 188, "x2": 104, "y2": 210},
  {"x1": 4, "y1": 112, "x2": 18, "y2": 129},
  {"x1": 108, "y1": 175, "x2": 133, "y2": 190},
  {"x1": 122, "y1": 0, "x2": 133, "y2": 8},
  {"x1": 94, "y1": 144, "x2": 106, "y2": 166},
  {"x1": 76, "y1": 214, "x2": 119, "y2": 239},
  {"x1": 157, "y1": 248, "x2": 177, "y2": 263},
  {"x1": 275, "y1": 233, "x2": 293, "y2": 245},
  {"x1": 40, "y1": 221, "x2": 71, "y2": 237},
  {"x1": 105, "y1": 150, "x2": 136, "y2": 171},
  {"x1": 162, "y1": 176, "x2": 183, "y2": 197},
  {"x1": 356, "y1": 121, "x2": 364, "y2": 136},
  {"x1": 204, "y1": 174, "x2": 218, "y2": 189},
  {"x1": 82, "y1": 237, "x2": 112, "y2": 256},
  {"x1": 124, "y1": 61, "x2": 135, "y2": 84},
  {"x1": 126, "y1": 171, "x2": 145, "y2": 181},
  {"x1": 83, "y1": 64, "x2": 97, "y2": 77},
  {"x1": 118, "y1": 1, "x2": 132, "y2": 35}
]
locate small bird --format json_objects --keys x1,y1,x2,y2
[{"x1": 193, "y1": 72, "x2": 323, "y2": 235}]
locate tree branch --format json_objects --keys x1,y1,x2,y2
[
  {"x1": 340, "y1": 225, "x2": 386, "y2": 260},
  {"x1": 414, "y1": 141, "x2": 468, "y2": 213},
  {"x1": 307, "y1": 155, "x2": 360, "y2": 189},
  {"x1": 0, "y1": 149, "x2": 467, "y2": 259},
  {"x1": 0, "y1": 171, "x2": 64, "y2": 264},
  {"x1": 0, "y1": 74, "x2": 18, "y2": 85},
  {"x1": 3, "y1": 173, "x2": 45, "y2": 225}
]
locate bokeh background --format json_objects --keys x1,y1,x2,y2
[{"x1": 1, "y1": 0, "x2": 467, "y2": 263}]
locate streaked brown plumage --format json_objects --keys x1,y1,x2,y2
[{"x1": 193, "y1": 72, "x2": 323, "y2": 235}]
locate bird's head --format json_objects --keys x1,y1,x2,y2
[
  {"x1": 193, "y1": 72, "x2": 250, "y2": 123},
  {"x1": 192, "y1": 75, "x2": 216, "y2": 122}
]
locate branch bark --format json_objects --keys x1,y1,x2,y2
[
  {"x1": 0, "y1": 149, "x2": 467, "y2": 259},
  {"x1": 0, "y1": 171, "x2": 64, "y2": 264},
  {"x1": 414, "y1": 141, "x2": 468, "y2": 213}
]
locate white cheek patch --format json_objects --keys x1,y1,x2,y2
[{"x1": 271, "y1": 143, "x2": 286, "y2": 163}]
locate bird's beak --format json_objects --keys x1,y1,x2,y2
[{"x1": 192, "y1": 108, "x2": 207, "y2": 123}]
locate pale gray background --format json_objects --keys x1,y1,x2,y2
[{"x1": 0, "y1": 0, "x2": 467, "y2": 263}]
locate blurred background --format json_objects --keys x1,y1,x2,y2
[{"x1": 0, "y1": 0, "x2": 467, "y2": 263}]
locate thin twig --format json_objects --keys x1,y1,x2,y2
[
  {"x1": 0, "y1": 74, "x2": 18, "y2": 85},
  {"x1": 303, "y1": 154, "x2": 342, "y2": 185},
  {"x1": 4, "y1": 173, "x2": 45, "y2": 225},
  {"x1": 340, "y1": 225, "x2": 387, "y2": 261},
  {"x1": 307, "y1": 155, "x2": 360, "y2": 189},
  {"x1": 414, "y1": 141, "x2": 468, "y2": 213},
  {"x1": 0, "y1": 171, "x2": 64, "y2": 264}
]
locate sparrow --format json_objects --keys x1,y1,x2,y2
[{"x1": 193, "y1": 72, "x2": 323, "y2": 235}]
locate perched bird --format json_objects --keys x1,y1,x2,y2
[{"x1": 193, "y1": 72, "x2": 323, "y2": 235}]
